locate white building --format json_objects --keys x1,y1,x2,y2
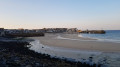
[{"x1": 67, "y1": 28, "x2": 78, "y2": 34}]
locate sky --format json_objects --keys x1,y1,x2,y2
[{"x1": 0, "y1": 0, "x2": 120, "y2": 30}]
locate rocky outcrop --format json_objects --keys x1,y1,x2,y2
[{"x1": 0, "y1": 40, "x2": 101, "y2": 67}]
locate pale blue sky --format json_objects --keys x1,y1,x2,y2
[{"x1": 0, "y1": 0, "x2": 120, "y2": 30}]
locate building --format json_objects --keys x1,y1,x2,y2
[
  {"x1": 0, "y1": 28, "x2": 5, "y2": 36},
  {"x1": 67, "y1": 28, "x2": 78, "y2": 34}
]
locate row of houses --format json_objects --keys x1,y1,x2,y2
[
  {"x1": 6, "y1": 28, "x2": 78, "y2": 33},
  {"x1": 0, "y1": 28, "x2": 79, "y2": 37},
  {"x1": 0, "y1": 28, "x2": 105, "y2": 37},
  {"x1": 42, "y1": 28, "x2": 78, "y2": 33}
]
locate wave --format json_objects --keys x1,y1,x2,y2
[
  {"x1": 56, "y1": 35, "x2": 79, "y2": 40},
  {"x1": 56, "y1": 35, "x2": 97, "y2": 41},
  {"x1": 79, "y1": 34, "x2": 120, "y2": 43},
  {"x1": 78, "y1": 34, "x2": 83, "y2": 37},
  {"x1": 97, "y1": 39, "x2": 120, "y2": 43},
  {"x1": 78, "y1": 34, "x2": 99, "y2": 40}
]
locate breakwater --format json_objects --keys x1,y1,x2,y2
[{"x1": 80, "y1": 30, "x2": 106, "y2": 34}]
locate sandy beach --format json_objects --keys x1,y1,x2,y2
[
  {"x1": 27, "y1": 33, "x2": 120, "y2": 67},
  {"x1": 29, "y1": 33, "x2": 120, "y2": 52}
]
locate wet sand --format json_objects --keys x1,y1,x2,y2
[{"x1": 28, "y1": 33, "x2": 120, "y2": 52}]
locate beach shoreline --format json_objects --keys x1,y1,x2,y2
[
  {"x1": 27, "y1": 33, "x2": 120, "y2": 67},
  {"x1": 28, "y1": 33, "x2": 120, "y2": 52}
]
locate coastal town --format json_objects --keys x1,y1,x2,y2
[
  {"x1": 0, "y1": 28, "x2": 105, "y2": 37},
  {"x1": 0, "y1": 0, "x2": 120, "y2": 67},
  {"x1": 0, "y1": 27, "x2": 103, "y2": 67}
]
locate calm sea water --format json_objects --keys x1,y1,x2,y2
[{"x1": 81, "y1": 30, "x2": 120, "y2": 43}]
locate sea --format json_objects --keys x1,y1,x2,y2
[{"x1": 80, "y1": 30, "x2": 120, "y2": 43}]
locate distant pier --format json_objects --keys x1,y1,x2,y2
[{"x1": 78, "y1": 30, "x2": 106, "y2": 34}]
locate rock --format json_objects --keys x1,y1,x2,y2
[
  {"x1": 26, "y1": 64, "x2": 32, "y2": 67},
  {"x1": 35, "y1": 63, "x2": 41, "y2": 66}
]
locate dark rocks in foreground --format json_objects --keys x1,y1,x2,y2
[
  {"x1": 5, "y1": 32, "x2": 45, "y2": 37},
  {"x1": 0, "y1": 41, "x2": 101, "y2": 67}
]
